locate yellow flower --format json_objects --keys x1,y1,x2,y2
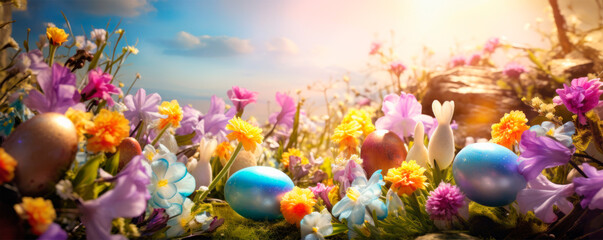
[
  {"x1": 46, "y1": 27, "x2": 69, "y2": 46},
  {"x1": 491, "y1": 110, "x2": 529, "y2": 149},
  {"x1": 331, "y1": 121, "x2": 362, "y2": 151},
  {"x1": 226, "y1": 117, "x2": 263, "y2": 152},
  {"x1": 384, "y1": 160, "x2": 427, "y2": 196},
  {"x1": 158, "y1": 100, "x2": 183, "y2": 130},
  {"x1": 328, "y1": 185, "x2": 340, "y2": 206},
  {"x1": 14, "y1": 197, "x2": 56, "y2": 235},
  {"x1": 280, "y1": 187, "x2": 316, "y2": 227},
  {"x1": 65, "y1": 108, "x2": 93, "y2": 142},
  {"x1": 214, "y1": 141, "x2": 234, "y2": 161},
  {"x1": 86, "y1": 109, "x2": 130, "y2": 153},
  {"x1": 342, "y1": 109, "x2": 375, "y2": 136},
  {"x1": 281, "y1": 148, "x2": 308, "y2": 168},
  {"x1": 0, "y1": 148, "x2": 17, "y2": 184}
]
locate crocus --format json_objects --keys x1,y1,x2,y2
[
  {"x1": 201, "y1": 95, "x2": 236, "y2": 142},
  {"x1": 81, "y1": 68, "x2": 122, "y2": 106},
  {"x1": 309, "y1": 183, "x2": 335, "y2": 209},
  {"x1": 269, "y1": 92, "x2": 296, "y2": 130},
  {"x1": 300, "y1": 209, "x2": 333, "y2": 240},
  {"x1": 333, "y1": 159, "x2": 366, "y2": 196},
  {"x1": 573, "y1": 163, "x2": 603, "y2": 209},
  {"x1": 425, "y1": 182, "x2": 466, "y2": 221},
  {"x1": 375, "y1": 92, "x2": 433, "y2": 141},
  {"x1": 517, "y1": 174, "x2": 574, "y2": 223},
  {"x1": 332, "y1": 170, "x2": 387, "y2": 229},
  {"x1": 503, "y1": 62, "x2": 526, "y2": 79},
  {"x1": 389, "y1": 61, "x2": 406, "y2": 78},
  {"x1": 518, "y1": 130, "x2": 573, "y2": 181},
  {"x1": 123, "y1": 88, "x2": 163, "y2": 128},
  {"x1": 553, "y1": 77, "x2": 603, "y2": 125},
  {"x1": 227, "y1": 86, "x2": 258, "y2": 113},
  {"x1": 529, "y1": 121, "x2": 575, "y2": 148},
  {"x1": 24, "y1": 63, "x2": 84, "y2": 114}
]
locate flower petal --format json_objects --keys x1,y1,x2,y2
[
  {"x1": 165, "y1": 162, "x2": 187, "y2": 183},
  {"x1": 151, "y1": 158, "x2": 169, "y2": 179},
  {"x1": 175, "y1": 173, "x2": 196, "y2": 197},
  {"x1": 157, "y1": 183, "x2": 177, "y2": 199}
]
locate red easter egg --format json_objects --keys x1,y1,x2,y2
[{"x1": 360, "y1": 130, "x2": 407, "y2": 176}]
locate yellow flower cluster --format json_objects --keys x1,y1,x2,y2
[
  {"x1": 65, "y1": 108, "x2": 93, "y2": 142},
  {"x1": 158, "y1": 100, "x2": 183, "y2": 129},
  {"x1": 280, "y1": 187, "x2": 316, "y2": 227},
  {"x1": 214, "y1": 141, "x2": 234, "y2": 161},
  {"x1": 384, "y1": 160, "x2": 427, "y2": 196},
  {"x1": 529, "y1": 97, "x2": 558, "y2": 121},
  {"x1": 0, "y1": 148, "x2": 17, "y2": 184},
  {"x1": 491, "y1": 110, "x2": 529, "y2": 149},
  {"x1": 331, "y1": 121, "x2": 362, "y2": 151},
  {"x1": 342, "y1": 109, "x2": 375, "y2": 136},
  {"x1": 14, "y1": 197, "x2": 56, "y2": 235},
  {"x1": 86, "y1": 109, "x2": 130, "y2": 153},
  {"x1": 226, "y1": 117, "x2": 263, "y2": 152},
  {"x1": 281, "y1": 148, "x2": 309, "y2": 168}
]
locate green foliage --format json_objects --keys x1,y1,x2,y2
[
  {"x1": 73, "y1": 154, "x2": 103, "y2": 200},
  {"x1": 175, "y1": 132, "x2": 196, "y2": 146},
  {"x1": 103, "y1": 151, "x2": 120, "y2": 175},
  {"x1": 285, "y1": 100, "x2": 303, "y2": 151},
  {"x1": 468, "y1": 202, "x2": 547, "y2": 239},
  {"x1": 424, "y1": 161, "x2": 454, "y2": 191}
]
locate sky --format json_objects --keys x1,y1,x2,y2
[{"x1": 9, "y1": 0, "x2": 600, "y2": 120}]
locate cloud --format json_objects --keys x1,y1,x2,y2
[
  {"x1": 266, "y1": 37, "x2": 299, "y2": 55},
  {"x1": 64, "y1": 0, "x2": 155, "y2": 17},
  {"x1": 164, "y1": 31, "x2": 254, "y2": 57}
]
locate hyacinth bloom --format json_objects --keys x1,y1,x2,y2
[
  {"x1": 573, "y1": 163, "x2": 603, "y2": 209},
  {"x1": 86, "y1": 109, "x2": 130, "y2": 153},
  {"x1": 0, "y1": 148, "x2": 17, "y2": 184},
  {"x1": 425, "y1": 182, "x2": 466, "y2": 221},
  {"x1": 81, "y1": 68, "x2": 122, "y2": 106},
  {"x1": 384, "y1": 160, "x2": 427, "y2": 196},
  {"x1": 369, "y1": 42, "x2": 381, "y2": 55},
  {"x1": 123, "y1": 88, "x2": 164, "y2": 127},
  {"x1": 201, "y1": 95, "x2": 236, "y2": 142},
  {"x1": 300, "y1": 209, "x2": 333, "y2": 240},
  {"x1": 503, "y1": 62, "x2": 527, "y2": 79},
  {"x1": 24, "y1": 64, "x2": 84, "y2": 114},
  {"x1": 158, "y1": 100, "x2": 184, "y2": 130},
  {"x1": 334, "y1": 158, "x2": 366, "y2": 196},
  {"x1": 309, "y1": 183, "x2": 335, "y2": 209},
  {"x1": 269, "y1": 92, "x2": 296, "y2": 130},
  {"x1": 46, "y1": 27, "x2": 68, "y2": 46},
  {"x1": 375, "y1": 92, "x2": 433, "y2": 140},
  {"x1": 483, "y1": 37, "x2": 500, "y2": 54},
  {"x1": 450, "y1": 55, "x2": 466, "y2": 67},
  {"x1": 281, "y1": 148, "x2": 309, "y2": 168},
  {"x1": 149, "y1": 153, "x2": 196, "y2": 217},
  {"x1": 491, "y1": 110, "x2": 529, "y2": 149},
  {"x1": 79, "y1": 155, "x2": 150, "y2": 239},
  {"x1": 517, "y1": 174, "x2": 574, "y2": 223},
  {"x1": 280, "y1": 187, "x2": 317, "y2": 226},
  {"x1": 227, "y1": 86, "x2": 258, "y2": 113},
  {"x1": 467, "y1": 53, "x2": 481, "y2": 66},
  {"x1": 65, "y1": 108, "x2": 93, "y2": 142},
  {"x1": 342, "y1": 108, "x2": 375, "y2": 136},
  {"x1": 226, "y1": 117, "x2": 264, "y2": 152},
  {"x1": 14, "y1": 197, "x2": 56, "y2": 235},
  {"x1": 553, "y1": 77, "x2": 603, "y2": 125},
  {"x1": 13, "y1": 50, "x2": 48, "y2": 74},
  {"x1": 518, "y1": 130, "x2": 573, "y2": 181},
  {"x1": 166, "y1": 198, "x2": 213, "y2": 237},
  {"x1": 389, "y1": 61, "x2": 406, "y2": 78},
  {"x1": 332, "y1": 170, "x2": 387, "y2": 228},
  {"x1": 529, "y1": 121, "x2": 575, "y2": 148}
]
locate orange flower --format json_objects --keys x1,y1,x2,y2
[
  {"x1": 65, "y1": 108, "x2": 93, "y2": 142},
  {"x1": 281, "y1": 148, "x2": 308, "y2": 168},
  {"x1": 384, "y1": 160, "x2": 427, "y2": 196},
  {"x1": 491, "y1": 110, "x2": 529, "y2": 149},
  {"x1": 342, "y1": 109, "x2": 375, "y2": 136},
  {"x1": 280, "y1": 187, "x2": 316, "y2": 227},
  {"x1": 0, "y1": 148, "x2": 17, "y2": 184},
  {"x1": 46, "y1": 27, "x2": 69, "y2": 46},
  {"x1": 158, "y1": 100, "x2": 183, "y2": 129},
  {"x1": 14, "y1": 197, "x2": 56, "y2": 235},
  {"x1": 214, "y1": 141, "x2": 234, "y2": 161},
  {"x1": 86, "y1": 109, "x2": 130, "y2": 153},
  {"x1": 331, "y1": 121, "x2": 362, "y2": 151},
  {"x1": 226, "y1": 117, "x2": 263, "y2": 152}
]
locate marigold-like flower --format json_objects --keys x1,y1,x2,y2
[
  {"x1": 14, "y1": 197, "x2": 56, "y2": 235},
  {"x1": 86, "y1": 109, "x2": 130, "y2": 153},
  {"x1": 281, "y1": 148, "x2": 309, "y2": 168},
  {"x1": 280, "y1": 187, "x2": 316, "y2": 227},
  {"x1": 384, "y1": 160, "x2": 427, "y2": 196},
  {"x1": 65, "y1": 108, "x2": 93, "y2": 142},
  {"x1": 491, "y1": 110, "x2": 529, "y2": 149},
  {"x1": 158, "y1": 100, "x2": 183, "y2": 129},
  {"x1": 226, "y1": 117, "x2": 263, "y2": 152},
  {"x1": 0, "y1": 148, "x2": 17, "y2": 184},
  {"x1": 46, "y1": 27, "x2": 69, "y2": 46},
  {"x1": 331, "y1": 121, "x2": 362, "y2": 151},
  {"x1": 342, "y1": 109, "x2": 375, "y2": 136},
  {"x1": 553, "y1": 77, "x2": 603, "y2": 125},
  {"x1": 214, "y1": 141, "x2": 234, "y2": 161}
]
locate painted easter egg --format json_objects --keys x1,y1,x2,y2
[
  {"x1": 224, "y1": 166, "x2": 294, "y2": 220},
  {"x1": 452, "y1": 142, "x2": 526, "y2": 207},
  {"x1": 118, "y1": 137, "x2": 142, "y2": 170},
  {"x1": 228, "y1": 150, "x2": 257, "y2": 176},
  {"x1": 2, "y1": 113, "x2": 78, "y2": 196},
  {"x1": 361, "y1": 130, "x2": 407, "y2": 176}
]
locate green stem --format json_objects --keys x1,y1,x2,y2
[
  {"x1": 151, "y1": 123, "x2": 171, "y2": 146},
  {"x1": 48, "y1": 45, "x2": 57, "y2": 66},
  {"x1": 124, "y1": 73, "x2": 140, "y2": 97}
]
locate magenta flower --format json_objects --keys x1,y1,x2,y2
[
  {"x1": 227, "y1": 86, "x2": 258, "y2": 113},
  {"x1": 450, "y1": 55, "x2": 466, "y2": 68},
  {"x1": 369, "y1": 42, "x2": 381, "y2": 55},
  {"x1": 389, "y1": 61, "x2": 406, "y2": 78},
  {"x1": 467, "y1": 53, "x2": 481, "y2": 66},
  {"x1": 503, "y1": 62, "x2": 527, "y2": 79},
  {"x1": 123, "y1": 88, "x2": 163, "y2": 126},
  {"x1": 269, "y1": 92, "x2": 296, "y2": 130},
  {"x1": 518, "y1": 131, "x2": 573, "y2": 181},
  {"x1": 375, "y1": 92, "x2": 434, "y2": 140},
  {"x1": 483, "y1": 37, "x2": 500, "y2": 54},
  {"x1": 517, "y1": 174, "x2": 574, "y2": 223},
  {"x1": 24, "y1": 63, "x2": 84, "y2": 114},
  {"x1": 38, "y1": 223, "x2": 67, "y2": 240},
  {"x1": 81, "y1": 68, "x2": 122, "y2": 106},
  {"x1": 309, "y1": 183, "x2": 335, "y2": 209},
  {"x1": 201, "y1": 95, "x2": 236, "y2": 142},
  {"x1": 553, "y1": 77, "x2": 603, "y2": 125},
  {"x1": 333, "y1": 159, "x2": 366, "y2": 196},
  {"x1": 573, "y1": 163, "x2": 603, "y2": 209},
  {"x1": 425, "y1": 182, "x2": 466, "y2": 220}
]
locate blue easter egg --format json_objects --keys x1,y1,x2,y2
[
  {"x1": 452, "y1": 142, "x2": 526, "y2": 207},
  {"x1": 225, "y1": 166, "x2": 294, "y2": 220}
]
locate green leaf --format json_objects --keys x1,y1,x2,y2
[
  {"x1": 73, "y1": 154, "x2": 103, "y2": 200},
  {"x1": 175, "y1": 132, "x2": 196, "y2": 146},
  {"x1": 284, "y1": 100, "x2": 303, "y2": 150},
  {"x1": 104, "y1": 151, "x2": 120, "y2": 175},
  {"x1": 327, "y1": 223, "x2": 348, "y2": 236},
  {"x1": 496, "y1": 80, "x2": 512, "y2": 90}
]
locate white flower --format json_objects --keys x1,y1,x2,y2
[
  {"x1": 90, "y1": 29, "x2": 107, "y2": 44},
  {"x1": 166, "y1": 198, "x2": 213, "y2": 237},
  {"x1": 300, "y1": 209, "x2": 333, "y2": 240},
  {"x1": 55, "y1": 180, "x2": 75, "y2": 200}
]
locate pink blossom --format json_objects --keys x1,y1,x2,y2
[
  {"x1": 468, "y1": 53, "x2": 481, "y2": 66},
  {"x1": 81, "y1": 68, "x2": 122, "y2": 106},
  {"x1": 503, "y1": 62, "x2": 526, "y2": 79},
  {"x1": 553, "y1": 77, "x2": 603, "y2": 125},
  {"x1": 450, "y1": 55, "x2": 466, "y2": 68},
  {"x1": 389, "y1": 61, "x2": 406, "y2": 78},
  {"x1": 375, "y1": 92, "x2": 433, "y2": 140},
  {"x1": 227, "y1": 86, "x2": 258, "y2": 113},
  {"x1": 483, "y1": 37, "x2": 500, "y2": 54},
  {"x1": 425, "y1": 182, "x2": 466, "y2": 220},
  {"x1": 369, "y1": 42, "x2": 381, "y2": 55},
  {"x1": 269, "y1": 92, "x2": 296, "y2": 130}
]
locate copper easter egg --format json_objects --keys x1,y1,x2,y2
[
  {"x1": 229, "y1": 150, "x2": 257, "y2": 176},
  {"x1": 118, "y1": 137, "x2": 142, "y2": 169},
  {"x1": 360, "y1": 130, "x2": 407, "y2": 176},
  {"x1": 2, "y1": 113, "x2": 78, "y2": 196}
]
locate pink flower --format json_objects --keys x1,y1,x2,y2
[
  {"x1": 573, "y1": 163, "x2": 603, "y2": 209},
  {"x1": 503, "y1": 62, "x2": 526, "y2": 79},
  {"x1": 269, "y1": 92, "x2": 296, "y2": 130},
  {"x1": 467, "y1": 53, "x2": 481, "y2": 66},
  {"x1": 375, "y1": 92, "x2": 433, "y2": 140},
  {"x1": 553, "y1": 77, "x2": 603, "y2": 125},
  {"x1": 517, "y1": 174, "x2": 574, "y2": 223},
  {"x1": 450, "y1": 55, "x2": 466, "y2": 68},
  {"x1": 369, "y1": 42, "x2": 381, "y2": 55},
  {"x1": 425, "y1": 182, "x2": 466, "y2": 220},
  {"x1": 389, "y1": 62, "x2": 406, "y2": 78},
  {"x1": 483, "y1": 37, "x2": 500, "y2": 54},
  {"x1": 81, "y1": 68, "x2": 122, "y2": 106},
  {"x1": 227, "y1": 86, "x2": 258, "y2": 113}
]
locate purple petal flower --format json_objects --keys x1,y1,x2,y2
[
  {"x1": 333, "y1": 159, "x2": 366, "y2": 196},
  {"x1": 201, "y1": 95, "x2": 235, "y2": 142},
  {"x1": 123, "y1": 88, "x2": 163, "y2": 126},
  {"x1": 309, "y1": 183, "x2": 335, "y2": 209},
  {"x1": 389, "y1": 61, "x2": 406, "y2": 78},
  {"x1": 227, "y1": 86, "x2": 258, "y2": 113},
  {"x1": 269, "y1": 92, "x2": 296, "y2": 130},
  {"x1": 175, "y1": 105, "x2": 203, "y2": 144},
  {"x1": 375, "y1": 92, "x2": 434, "y2": 140},
  {"x1": 518, "y1": 131, "x2": 573, "y2": 181},
  {"x1": 311, "y1": 170, "x2": 328, "y2": 184},
  {"x1": 12, "y1": 50, "x2": 48, "y2": 74},
  {"x1": 38, "y1": 223, "x2": 67, "y2": 240},
  {"x1": 450, "y1": 55, "x2": 466, "y2": 68},
  {"x1": 425, "y1": 182, "x2": 466, "y2": 221},
  {"x1": 288, "y1": 156, "x2": 311, "y2": 180},
  {"x1": 573, "y1": 163, "x2": 603, "y2": 209},
  {"x1": 24, "y1": 63, "x2": 84, "y2": 114},
  {"x1": 553, "y1": 77, "x2": 603, "y2": 125},
  {"x1": 132, "y1": 208, "x2": 169, "y2": 236},
  {"x1": 81, "y1": 68, "x2": 122, "y2": 106},
  {"x1": 503, "y1": 62, "x2": 527, "y2": 79},
  {"x1": 517, "y1": 174, "x2": 574, "y2": 223},
  {"x1": 483, "y1": 37, "x2": 500, "y2": 54}
]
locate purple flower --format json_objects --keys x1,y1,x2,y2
[
  {"x1": 201, "y1": 95, "x2": 236, "y2": 142},
  {"x1": 288, "y1": 156, "x2": 311, "y2": 181},
  {"x1": 175, "y1": 105, "x2": 203, "y2": 143},
  {"x1": 311, "y1": 170, "x2": 328, "y2": 184},
  {"x1": 81, "y1": 68, "x2": 122, "y2": 106},
  {"x1": 483, "y1": 37, "x2": 500, "y2": 54},
  {"x1": 425, "y1": 182, "x2": 466, "y2": 220},
  {"x1": 333, "y1": 159, "x2": 366, "y2": 196},
  {"x1": 503, "y1": 62, "x2": 527, "y2": 79},
  {"x1": 123, "y1": 88, "x2": 163, "y2": 126},
  {"x1": 309, "y1": 183, "x2": 335, "y2": 209},
  {"x1": 450, "y1": 55, "x2": 466, "y2": 68},
  {"x1": 12, "y1": 50, "x2": 48, "y2": 74},
  {"x1": 78, "y1": 155, "x2": 150, "y2": 240},
  {"x1": 24, "y1": 63, "x2": 84, "y2": 114},
  {"x1": 517, "y1": 174, "x2": 574, "y2": 223},
  {"x1": 553, "y1": 77, "x2": 603, "y2": 125},
  {"x1": 38, "y1": 223, "x2": 67, "y2": 240},
  {"x1": 573, "y1": 163, "x2": 603, "y2": 209},
  {"x1": 468, "y1": 53, "x2": 481, "y2": 66},
  {"x1": 389, "y1": 61, "x2": 406, "y2": 78},
  {"x1": 518, "y1": 131, "x2": 573, "y2": 181},
  {"x1": 375, "y1": 92, "x2": 433, "y2": 140},
  {"x1": 269, "y1": 92, "x2": 296, "y2": 130},
  {"x1": 227, "y1": 86, "x2": 258, "y2": 113},
  {"x1": 132, "y1": 208, "x2": 169, "y2": 236}
]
